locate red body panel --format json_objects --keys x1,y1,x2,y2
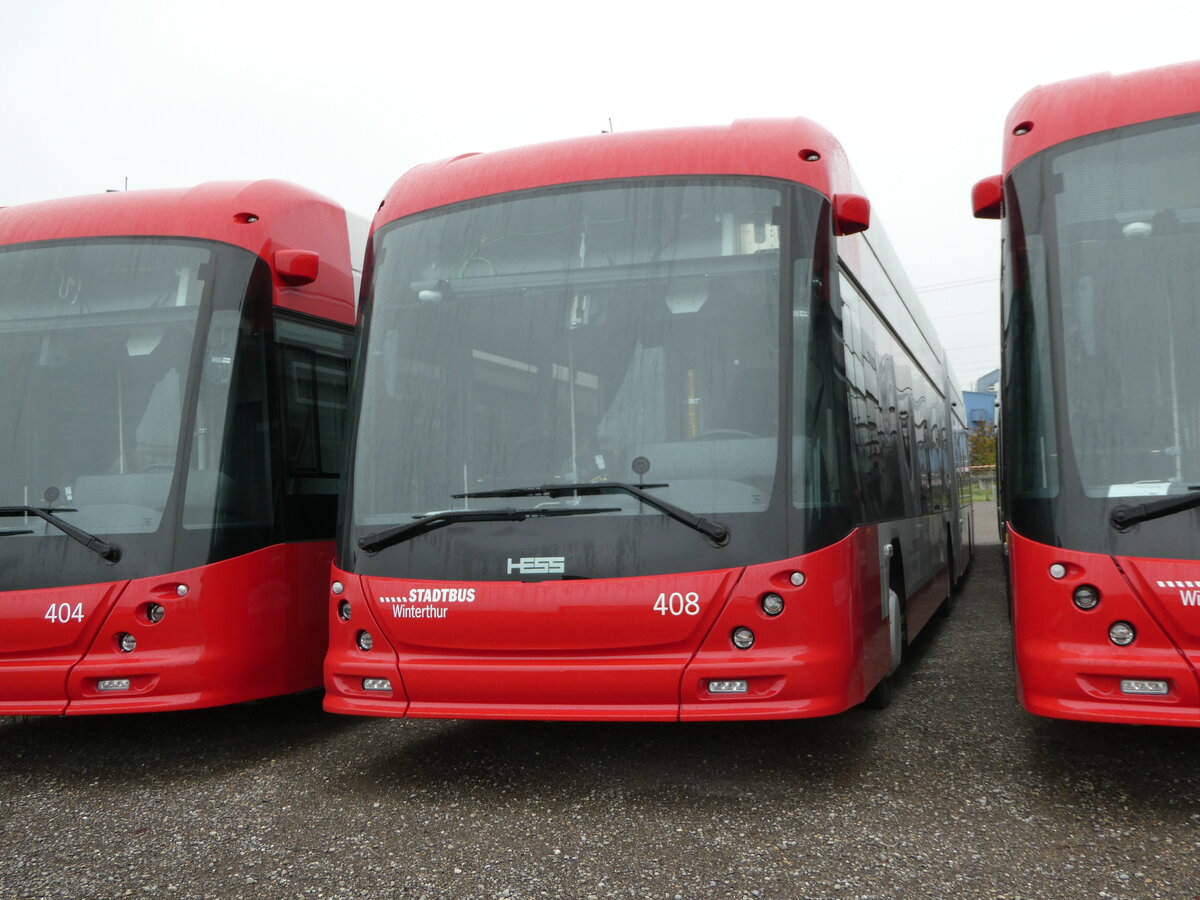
[
  {"x1": 375, "y1": 119, "x2": 856, "y2": 226},
  {"x1": 994, "y1": 64, "x2": 1200, "y2": 727},
  {"x1": 334, "y1": 121, "x2": 961, "y2": 722},
  {"x1": 1002, "y1": 60, "x2": 1200, "y2": 173},
  {"x1": 325, "y1": 529, "x2": 895, "y2": 721},
  {"x1": 0, "y1": 542, "x2": 333, "y2": 716},
  {"x1": 1008, "y1": 528, "x2": 1200, "y2": 727},
  {"x1": 0, "y1": 181, "x2": 356, "y2": 325},
  {"x1": 0, "y1": 583, "x2": 126, "y2": 714},
  {"x1": 0, "y1": 181, "x2": 355, "y2": 715}
]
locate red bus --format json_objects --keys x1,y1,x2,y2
[
  {"x1": 974, "y1": 60, "x2": 1200, "y2": 726},
  {"x1": 0, "y1": 181, "x2": 358, "y2": 715},
  {"x1": 326, "y1": 119, "x2": 972, "y2": 721}
]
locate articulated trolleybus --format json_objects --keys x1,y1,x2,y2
[
  {"x1": 328, "y1": 119, "x2": 972, "y2": 721},
  {"x1": 973, "y1": 60, "x2": 1200, "y2": 726},
  {"x1": 0, "y1": 181, "x2": 357, "y2": 715}
]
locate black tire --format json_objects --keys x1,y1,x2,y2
[
  {"x1": 863, "y1": 584, "x2": 903, "y2": 710},
  {"x1": 863, "y1": 672, "x2": 894, "y2": 709},
  {"x1": 937, "y1": 534, "x2": 956, "y2": 618}
]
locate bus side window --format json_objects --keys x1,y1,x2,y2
[{"x1": 276, "y1": 317, "x2": 352, "y2": 540}]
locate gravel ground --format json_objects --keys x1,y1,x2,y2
[{"x1": 2, "y1": 502, "x2": 1197, "y2": 900}]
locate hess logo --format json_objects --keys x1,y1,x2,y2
[{"x1": 507, "y1": 556, "x2": 565, "y2": 575}]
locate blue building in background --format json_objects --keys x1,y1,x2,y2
[{"x1": 963, "y1": 368, "x2": 999, "y2": 431}]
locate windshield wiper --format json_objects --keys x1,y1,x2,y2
[
  {"x1": 454, "y1": 482, "x2": 731, "y2": 545},
  {"x1": 0, "y1": 506, "x2": 122, "y2": 561},
  {"x1": 358, "y1": 505, "x2": 622, "y2": 554},
  {"x1": 1110, "y1": 490, "x2": 1200, "y2": 530}
]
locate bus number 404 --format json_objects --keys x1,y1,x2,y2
[
  {"x1": 44, "y1": 602, "x2": 84, "y2": 623},
  {"x1": 653, "y1": 592, "x2": 701, "y2": 616}
]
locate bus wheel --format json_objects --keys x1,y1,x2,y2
[
  {"x1": 937, "y1": 534, "x2": 955, "y2": 618},
  {"x1": 864, "y1": 588, "x2": 903, "y2": 710}
]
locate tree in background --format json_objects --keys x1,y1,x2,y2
[{"x1": 968, "y1": 423, "x2": 997, "y2": 469}]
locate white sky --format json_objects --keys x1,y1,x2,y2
[{"x1": 4, "y1": 0, "x2": 1197, "y2": 388}]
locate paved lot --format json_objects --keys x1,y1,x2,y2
[{"x1": 2, "y1": 503, "x2": 1197, "y2": 900}]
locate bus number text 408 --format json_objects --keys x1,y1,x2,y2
[{"x1": 653, "y1": 592, "x2": 701, "y2": 616}]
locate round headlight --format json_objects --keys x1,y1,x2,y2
[
  {"x1": 1049, "y1": 563, "x2": 1066, "y2": 580},
  {"x1": 731, "y1": 626, "x2": 755, "y2": 650},
  {"x1": 1109, "y1": 621, "x2": 1136, "y2": 646},
  {"x1": 146, "y1": 603, "x2": 166, "y2": 624},
  {"x1": 332, "y1": 581, "x2": 345, "y2": 595},
  {"x1": 1072, "y1": 586, "x2": 1100, "y2": 610},
  {"x1": 356, "y1": 630, "x2": 374, "y2": 652},
  {"x1": 117, "y1": 632, "x2": 137, "y2": 653},
  {"x1": 790, "y1": 572, "x2": 805, "y2": 587},
  {"x1": 760, "y1": 593, "x2": 785, "y2": 616},
  {"x1": 338, "y1": 600, "x2": 352, "y2": 622}
]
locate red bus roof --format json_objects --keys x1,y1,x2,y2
[
  {"x1": 0, "y1": 180, "x2": 355, "y2": 324},
  {"x1": 1003, "y1": 59, "x2": 1200, "y2": 172},
  {"x1": 375, "y1": 118, "x2": 857, "y2": 228}
]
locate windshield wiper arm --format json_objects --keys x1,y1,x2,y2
[
  {"x1": 358, "y1": 505, "x2": 622, "y2": 554},
  {"x1": 0, "y1": 506, "x2": 122, "y2": 561},
  {"x1": 0, "y1": 529, "x2": 33, "y2": 537},
  {"x1": 454, "y1": 482, "x2": 730, "y2": 545},
  {"x1": 1110, "y1": 490, "x2": 1200, "y2": 530}
]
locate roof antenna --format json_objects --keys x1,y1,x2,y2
[{"x1": 602, "y1": 117, "x2": 614, "y2": 134}]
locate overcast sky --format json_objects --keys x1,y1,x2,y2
[{"x1": 4, "y1": 1, "x2": 1197, "y2": 388}]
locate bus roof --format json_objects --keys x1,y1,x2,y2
[
  {"x1": 1003, "y1": 59, "x2": 1200, "y2": 172},
  {"x1": 375, "y1": 118, "x2": 857, "y2": 227},
  {"x1": 0, "y1": 180, "x2": 356, "y2": 325}
]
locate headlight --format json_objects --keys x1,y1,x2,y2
[
  {"x1": 731, "y1": 627, "x2": 755, "y2": 650},
  {"x1": 1108, "y1": 622, "x2": 1136, "y2": 646},
  {"x1": 1072, "y1": 586, "x2": 1100, "y2": 610}
]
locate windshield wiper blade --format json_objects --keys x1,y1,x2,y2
[
  {"x1": 454, "y1": 482, "x2": 731, "y2": 545},
  {"x1": 0, "y1": 506, "x2": 122, "y2": 561},
  {"x1": 0, "y1": 529, "x2": 33, "y2": 537},
  {"x1": 1110, "y1": 490, "x2": 1200, "y2": 530},
  {"x1": 358, "y1": 505, "x2": 622, "y2": 554}
]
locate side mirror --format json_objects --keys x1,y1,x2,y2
[
  {"x1": 275, "y1": 249, "x2": 320, "y2": 285},
  {"x1": 832, "y1": 193, "x2": 870, "y2": 236},
  {"x1": 971, "y1": 176, "x2": 1004, "y2": 219}
]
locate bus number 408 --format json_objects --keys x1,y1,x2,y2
[
  {"x1": 653, "y1": 592, "x2": 701, "y2": 616},
  {"x1": 44, "y1": 602, "x2": 84, "y2": 623}
]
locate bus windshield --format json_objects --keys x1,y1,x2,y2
[
  {"x1": 0, "y1": 238, "x2": 273, "y2": 587},
  {"x1": 354, "y1": 181, "x2": 788, "y2": 534},
  {"x1": 1007, "y1": 113, "x2": 1200, "y2": 552},
  {"x1": 0, "y1": 240, "x2": 210, "y2": 535}
]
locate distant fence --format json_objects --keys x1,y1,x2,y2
[{"x1": 969, "y1": 465, "x2": 996, "y2": 501}]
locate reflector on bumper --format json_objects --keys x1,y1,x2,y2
[
  {"x1": 708, "y1": 680, "x2": 749, "y2": 694},
  {"x1": 1119, "y1": 679, "x2": 1169, "y2": 696}
]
